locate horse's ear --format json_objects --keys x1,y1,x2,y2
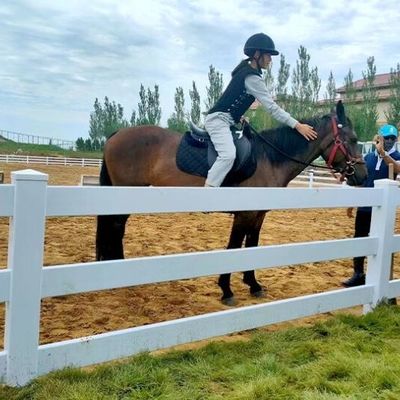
[{"x1": 336, "y1": 100, "x2": 346, "y2": 125}]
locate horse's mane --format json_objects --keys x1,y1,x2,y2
[{"x1": 253, "y1": 114, "x2": 331, "y2": 164}]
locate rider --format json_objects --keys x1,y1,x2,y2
[
  {"x1": 343, "y1": 124, "x2": 400, "y2": 287},
  {"x1": 204, "y1": 33, "x2": 318, "y2": 187}
]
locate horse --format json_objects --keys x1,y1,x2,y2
[{"x1": 96, "y1": 101, "x2": 367, "y2": 306}]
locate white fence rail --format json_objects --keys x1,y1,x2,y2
[
  {"x1": 0, "y1": 129, "x2": 75, "y2": 150},
  {"x1": 1, "y1": 170, "x2": 400, "y2": 387},
  {"x1": 0, "y1": 154, "x2": 101, "y2": 167}
]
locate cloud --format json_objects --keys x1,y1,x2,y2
[{"x1": 0, "y1": 0, "x2": 399, "y2": 140}]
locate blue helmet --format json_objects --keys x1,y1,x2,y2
[{"x1": 378, "y1": 124, "x2": 398, "y2": 137}]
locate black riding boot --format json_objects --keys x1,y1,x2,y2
[{"x1": 343, "y1": 257, "x2": 365, "y2": 287}]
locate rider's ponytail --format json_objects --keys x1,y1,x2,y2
[{"x1": 231, "y1": 58, "x2": 251, "y2": 76}]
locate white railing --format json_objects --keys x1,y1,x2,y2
[
  {"x1": 78, "y1": 168, "x2": 344, "y2": 188},
  {"x1": 1, "y1": 170, "x2": 400, "y2": 387},
  {"x1": 0, "y1": 154, "x2": 101, "y2": 167},
  {"x1": 0, "y1": 129, "x2": 75, "y2": 150}
]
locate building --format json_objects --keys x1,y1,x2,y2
[{"x1": 336, "y1": 73, "x2": 392, "y2": 125}]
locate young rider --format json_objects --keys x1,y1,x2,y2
[{"x1": 204, "y1": 33, "x2": 317, "y2": 187}]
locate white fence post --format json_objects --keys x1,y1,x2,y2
[
  {"x1": 364, "y1": 179, "x2": 398, "y2": 312},
  {"x1": 308, "y1": 170, "x2": 314, "y2": 188},
  {"x1": 5, "y1": 169, "x2": 48, "y2": 386}
]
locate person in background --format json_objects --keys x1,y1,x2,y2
[
  {"x1": 343, "y1": 124, "x2": 400, "y2": 287},
  {"x1": 204, "y1": 33, "x2": 317, "y2": 187}
]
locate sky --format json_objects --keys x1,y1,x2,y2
[{"x1": 1, "y1": 0, "x2": 400, "y2": 143}]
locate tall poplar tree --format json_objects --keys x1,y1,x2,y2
[
  {"x1": 167, "y1": 87, "x2": 187, "y2": 133},
  {"x1": 136, "y1": 84, "x2": 162, "y2": 125},
  {"x1": 204, "y1": 65, "x2": 223, "y2": 111},
  {"x1": 359, "y1": 57, "x2": 379, "y2": 141},
  {"x1": 385, "y1": 63, "x2": 400, "y2": 126},
  {"x1": 189, "y1": 81, "x2": 201, "y2": 125},
  {"x1": 290, "y1": 46, "x2": 321, "y2": 119}
]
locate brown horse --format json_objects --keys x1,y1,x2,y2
[{"x1": 96, "y1": 101, "x2": 367, "y2": 305}]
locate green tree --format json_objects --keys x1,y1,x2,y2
[
  {"x1": 75, "y1": 137, "x2": 85, "y2": 151},
  {"x1": 89, "y1": 97, "x2": 128, "y2": 140},
  {"x1": 130, "y1": 110, "x2": 136, "y2": 126},
  {"x1": 324, "y1": 71, "x2": 336, "y2": 113},
  {"x1": 84, "y1": 138, "x2": 92, "y2": 151},
  {"x1": 88, "y1": 98, "x2": 104, "y2": 140},
  {"x1": 189, "y1": 81, "x2": 201, "y2": 125},
  {"x1": 247, "y1": 106, "x2": 275, "y2": 131},
  {"x1": 359, "y1": 57, "x2": 379, "y2": 141},
  {"x1": 385, "y1": 63, "x2": 400, "y2": 126},
  {"x1": 275, "y1": 54, "x2": 290, "y2": 108},
  {"x1": 205, "y1": 65, "x2": 223, "y2": 111},
  {"x1": 167, "y1": 87, "x2": 188, "y2": 133},
  {"x1": 137, "y1": 84, "x2": 148, "y2": 125},
  {"x1": 136, "y1": 84, "x2": 162, "y2": 125},
  {"x1": 342, "y1": 69, "x2": 364, "y2": 139},
  {"x1": 92, "y1": 137, "x2": 101, "y2": 151},
  {"x1": 263, "y1": 64, "x2": 275, "y2": 96},
  {"x1": 290, "y1": 46, "x2": 321, "y2": 119}
]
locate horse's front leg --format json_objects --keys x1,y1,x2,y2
[
  {"x1": 96, "y1": 214, "x2": 129, "y2": 260},
  {"x1": 242, "y1": 212, "x2": 266, "y2": 298},
  {"x1": 218, "y1": 214, "x2": 246, "y2": 306}
]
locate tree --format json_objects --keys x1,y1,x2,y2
[
  {"x1": 263, "y1": 64, "x2": 274, "y2": 96},
  {"x1": 92, "y1": 137, "x2": 101, "y2": 151},
  {"x1": 88, "y1": 97, "x2": 129, "y2": 140},
  {"x1": 359, "y1": 57, "x2": 379, "y2": 141},
  {"x1": 137, "y1": 84, "x2": 148, "y2": 125},
  {"x1": 75, "y1": 137, "x2": 85, "y2": 151},
  {"x1": 189, "y1": 81, "x2": 201, "y2": 125},
  {"x1": 167, "y1": 87, "x2": 188, "y2": 133},
  {"x1": 275, "y1": 54, "x2": 290, "y2": 108},
  {"x1": 324, "y1": 71, "x2": 336, "y2": 112},
  {"x1": 204, "y1": 65, "x2": 223, "y2": 111},
  {"x1": 88, "y1": 98, "x2": 104, "y2": 140},
  {"x1": 136, "y1": 84, "x2": 162, "y2": 125},
  {"x1": 290, "y1": 46, "x2": 321, "y2": 119},
  {"x1": 385, "y1": 63, "x2": 400, "y2": 126},
  {"x1": 84, "y1": 138, "x2": 92, "y2": 151},
  {"x1": 342, "y1": 69, "x2": 364, "y2": 139},
  {"x1": 130, "y1": 110, "x2": 136, "y2": 126}
]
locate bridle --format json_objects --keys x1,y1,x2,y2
[
  {"x1": 246, "y1": 116, "x2": 363, "y2": 180},
  {"x1": 325, "y1": 116, "x2": 363, "y2": 179}
]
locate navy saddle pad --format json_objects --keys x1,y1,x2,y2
[{"x1": 176, "y1": 123, "x2": 257, "y2": 186}]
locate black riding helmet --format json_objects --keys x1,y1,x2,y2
[{"x1": 244, "y1": 33, "x2": 279, "y2": 57}]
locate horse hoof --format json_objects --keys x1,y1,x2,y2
[
  {"x1": 251, "y1": 289, "x2": 266, "y2": 298},
  {"x1": 221, "y1": 296, "x2": 237, "y2": 306}
]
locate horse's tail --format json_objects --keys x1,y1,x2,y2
[
  {"x1": 96, "y1": 130, "x2": 129, "y2": 261},
  {"x1": 99, "y1": 130, "x2": 119, "y2": 186},
  {"x1": 99, "y1": 157, "x2": 112, "y2": 186}
]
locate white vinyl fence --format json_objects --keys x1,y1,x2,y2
[
  {"x1": 1, "y1": 170, "x2": 400, "y2": 387},
  {"x1": 0, "y1": 154, "x2": 101, "y2": 167}
]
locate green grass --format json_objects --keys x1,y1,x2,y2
[
  {"x1": 2, "y1": 305, "x2": 400, "y2": 399},
  {"x1": 0, "y1": 141, "x2": 102, "y2": 159}
]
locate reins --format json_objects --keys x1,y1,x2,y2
[{"x1": 245, "y1": 122, "x2": 333, "y2": 170}]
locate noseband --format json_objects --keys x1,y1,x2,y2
[{"x1": 326, "y1": 117, "x2": 361, "y2": 178}]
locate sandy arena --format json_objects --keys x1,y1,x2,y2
[{"x1": 0, "y1": 163, "x2": 399, "y2": 349}]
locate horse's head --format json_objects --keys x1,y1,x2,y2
[{"x1": 318, "y1": 101, "x2": 367, "y2": 186}]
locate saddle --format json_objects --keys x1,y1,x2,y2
[{"x1": 176, "y1": 122, "x2": 257, "y2": 186}]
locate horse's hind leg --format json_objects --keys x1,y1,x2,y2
[
  {"x1": 96, "y1": 214, "x2": 129, "y2": 261},
  {"x1": 242, "y1": 212, "x2": 266, "y2": 298},
  {"x1": 218, "y1": 214, "x2": 246, "y2": 306}
]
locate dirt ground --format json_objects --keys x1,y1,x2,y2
[{"x1": 0, "y1": 163, "x2": 399, "y2": 350}]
